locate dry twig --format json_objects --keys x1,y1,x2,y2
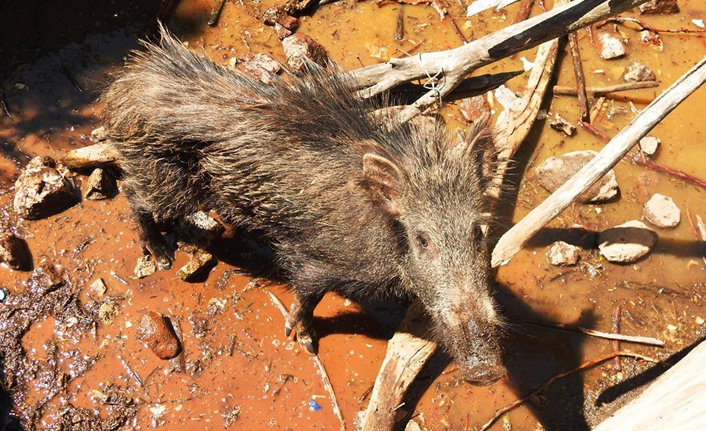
[
  {"x1": 266, "y1": 290, "x2": 346, "y2": 430},
  {"x1": 508, "y1": 315, "x2": 664, "y2": 346},
  {"x1": 568, "y1": 32, "x2": 590, "y2": 122},
  {"x1": 478, "y1": 351, "x2": 661, "y2": 431}
]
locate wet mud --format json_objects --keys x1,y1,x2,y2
[{"x1": 1, "y1": 0, "x2": 706, "y2": 430}]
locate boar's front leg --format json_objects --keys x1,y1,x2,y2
[{"x1": 285, "y1": 289, "x2": 325, "y2": 355}]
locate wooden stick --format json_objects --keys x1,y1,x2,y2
[
  {"x1": 491, "y1": 56, "x2": 706, "y2": 268},
  {"x1": 508, "y1": 315, "x2": 665, "y2": 346},
  {"x1": 395, "y1": 5, "x2": 405, "y2": 40},
  {"x1": 511, "y1": 0, "x2": 535, "y2": 25},
  {"x1": 568, "y1": 32, "x2": 590, "y2": 122},
  {"x1": 553, "y1": 81, "x2": 659, "y2": 96},
  {"x1": 361, "y1": 300, "x2": 437, "y2": 431},
  {"x1": 266, "y1": 290, "x2": 346, "y2": 430},
  {"x1": 598, "y1": 16, "x2": 706, "y2": 35},
  {"x1": 593, "y1": 341, "x2": 706, "y2": 431},
  {"x1": 611, "y1": 306, "x2": 622, "y2": 371},
  {"x1": 479, "y1": 351, "x2": 661, "y2": 431},
  {"x1": 630, "y1": 151, "x2": 706, "y2": 189},
  {"x1": 349, "y1": 0, "x2": 651, "y2": 122}
]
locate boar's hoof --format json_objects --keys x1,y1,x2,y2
[
  {"x1": 140, "y1": 239, "x2": 174, "y2": 270},
  {"x1": 297, "y1": 334, "x2": 317, "y2": 356},
  {"x1": 284, "y1": 317, "x2": 318, "y2": 355}
]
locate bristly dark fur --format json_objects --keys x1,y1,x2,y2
[{"x1": 101, "y1": 26, "x2": 505, "y2": 382}]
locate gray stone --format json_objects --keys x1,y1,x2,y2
[
  {"x1": 177, "y1": 250, "x2": 216, "y2": 282},
  {"x1": 0, "y1": 229, "x2": 32, "y2": 270},
  {"x1": 624, "y1": 62, "x2": 656, "y2": 83},
  {"x1": 134, "y1": 256, "x2": 157, "y2": 279},
  {"x1": 282, "y1": 33, "x2": 329, "y2": 72},
  {"x1": 84, "y1": 168, "x2": 115, "y2": 200},
  {"x1": 535, "y1": 150, "x2": 619, "y2": 203},
  {"x1": 598, "y1": 220, "x2": 657, "y2": 263},
  {"x1": 14, "y1": 156, "x2": 76, "y2": 220},
  {"x1": 547, "y1": 241, "x2": 580, "y2": 266},
  {"x1": 643, "y1": 193, "x2": 680, "y2": 228},
  {"x1": 638, "y1": 136, "x2": 660, "y2": 156},
  {"x1": 597, "y1": 32, "x2": 627, "y2": 59}
]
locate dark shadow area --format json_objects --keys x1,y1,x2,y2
[
  {"x1": 595, "y1": 335, "x2": 706, "y2": 406},
  {"x1": 0, "y1": 376, "x2": 23, "y2": 431},
  {"x1": 525, "y1": 226, "x2": 705, "y2": 259}
]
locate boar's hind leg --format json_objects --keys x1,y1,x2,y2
[
  {"x1": 124, "y1": 189, "x2": 174, "y2": 269},
  {"x1": 285, "y1": 290, "x2": 325, "y2": 355}
]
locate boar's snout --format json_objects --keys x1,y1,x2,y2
[{"x1": 460, "y1": 354, "x2": 507, "y2": 386}]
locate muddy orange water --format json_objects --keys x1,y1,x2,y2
[{"x1": 1, "y1": 0, "x2": 706, "y2": 430}]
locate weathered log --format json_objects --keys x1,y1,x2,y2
[
  {"x1": 592, "y1": 340, "x2": 706, "y2": 431},
  {"x1": 553, "y1": 80, "x2": 659, "y2": 96},
  {"x1": 492, "y1": 56, "x2": 706, "y2": 267},
  {"x1": 360, "y1": 301, "x2": 437, "y2": 431}
]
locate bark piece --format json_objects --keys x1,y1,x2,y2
[
  {"x1": 14, "y1": 156, "x2": 76, "y2": 220},
  {"x1": 547, "y1": 241, "x2": 580, "y2": 266},
  {"x1": 0, "y1": 230, "x2": 32, "y2": 270},
  {"x1": 535, "y1": 150, "x2": 619, "y2": 203},
  {"x1": 136, "y1": 312, "x2": 181, "y2": 359},
  {"x1": 639, "y1": 0, "x2": 679, "y2": 14},
  {"x1": 282, "y1": 33, "x2": 329, "y2": 72},
  {"x1": 643, "y1": 193, "x2": 680, "y2": 228},
  {"x1": 624, "y1": 62, "x2": 656, "y2": 83},
  {"x1": 598, "y1": 220, "x2": 657, "y2": 263},
  {"x1": 549, "y1": 113, "x2": 577, "y2": 136}
]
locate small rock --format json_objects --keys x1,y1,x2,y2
[
  {"x1": 623, "y1": 62, "x2": 656, "y2": 83},
  {"x1": 91, "y1": 127, "x2": 108, "y2": 142},
  {"x1": 91, "y1": 278, "x2": 107, "y2": 297},
  {"x1": 459, "y1": 95, "x2": 490, "y2": 123},
  {"x1": 14, "y1": 156, "x2": 76, "y2": 220},
  {"x1": 0, "y1": 229, "x2": 32, "y2": 270},
  {"x1": 598, "y1": 220, "x2": 657, "y2": 263},
  {"x1": 638, "y1": 136, "x2": 660, "y2": 156},
  {"x1": 596, "y1": 32, "x2": 627, "y2": 59},
  {"x1": 282, "y1": 33, "x2": 329, "y2": 72},
  {"x1": 136, "y1": 311, "x2": 181, "y2": 360},
  {"x1": 640, "y1": 30, "x2": 662, "y2": 45},
  {"x1": 535, "y1": 150, "x2": 619, "y2": 203},
  {"x1": 177, "y1": 250, "x2": 216, "y2": 282},
  {"x1": 549, "y1": 113, "x2": 576, "y2": 136},
  {"x1": 134, "y1": 256, "x2": 157, "y2": 279},
  {"x1": 98, "y1": 301, "x2": 120, "y2": 324},
  {"x1": 84, "y1": 168, "x2": 115, "y2": 200},
  {"x1": 242, "y1": 54, "x2": 282, "y2": 84},
  {"x1": 275, "y1": 23, "x2": 293, "y2": 39},
  {"x1": 181, "y1": 211, "x2": 225, "y2": 246},
  {"x1": 547, "y1": 241, "x2": 580, "y2": 266},
  {"x1": 0, "y1": 288, "x2": 6, "y2": 302},
  {"x1": 643, "y1": 193, "x2": 680, "y2": 228},
  {"x1": 639, "y1": 0, "x2": 679, "y2": 14}
]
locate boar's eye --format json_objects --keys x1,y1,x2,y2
[
  {"x1": 472, "y1": 225, "x2": 484, "y2": 243},
  {"x1": 416, "y1": 234, "x2": 429, "y2": 249}
]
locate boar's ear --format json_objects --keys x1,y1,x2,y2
[
  {"x1": 458, "y1": 115, "x2": 497, "y2": 188},
  {"x1": 362, "y1": 153, "x2": 403, "y2": 215}
]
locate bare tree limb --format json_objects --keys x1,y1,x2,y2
[{"x1": 349, "y1": 0, "x2": 650, "y2": 122}]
